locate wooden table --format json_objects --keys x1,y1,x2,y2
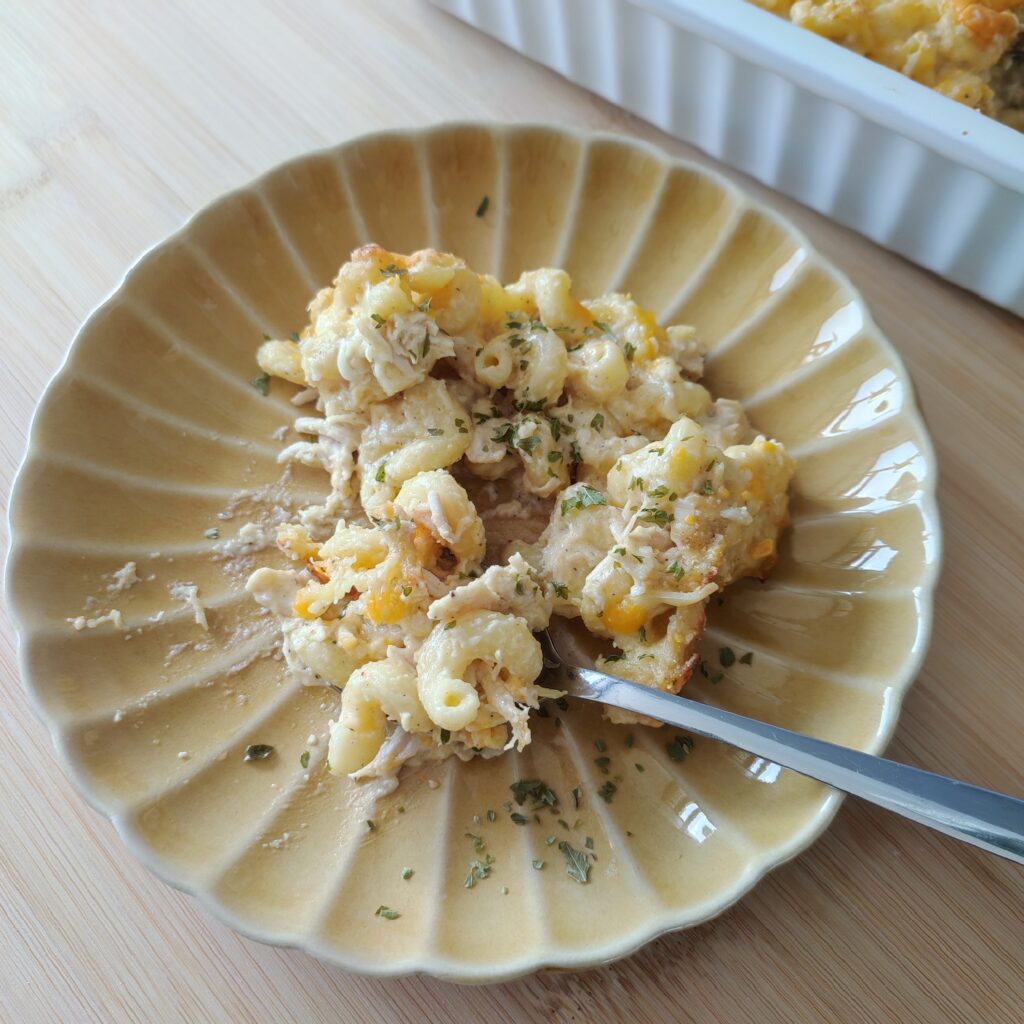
[{"x1": 2, "y1": 2, "x2": 1022, "y2": 1021}]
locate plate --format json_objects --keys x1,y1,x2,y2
[{"x1": 5, "y1": 123, "x2": 940, "y2": 982}]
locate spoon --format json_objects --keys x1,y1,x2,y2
[{"x1": 539, "y1": 630, "x2": 1024, "y2": 865}]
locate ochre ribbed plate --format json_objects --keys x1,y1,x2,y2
[{"x1": 5, "y1": 124, "x2": 940, "y2": 982}]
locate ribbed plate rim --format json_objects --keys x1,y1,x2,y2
[{"x1": 4, "y1": 121, "x2": 942, "y2": 983}]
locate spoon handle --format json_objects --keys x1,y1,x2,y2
[{"x1": 569, "y1": 664, "x2": 1024, "y2": 866}]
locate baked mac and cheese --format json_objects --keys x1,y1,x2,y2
[
  {"x1": 750, "y1": 0, "x2": 1024, "y2": 129},
  {"x1": 248, "y1": 246, "x2": 794, "y2": 785}
]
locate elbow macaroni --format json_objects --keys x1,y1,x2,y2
[
  {"x1": 747, "y1": 0, "x2": 1024, "y2": 128},
  {"x1": 247, "y1": 245, "x2": 794, "y2": 785}
]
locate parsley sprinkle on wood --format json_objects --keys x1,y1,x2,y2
[
  {"x1": 300, "y1": 750, "x2": 310, "y2": 769},
  {"x1": 402, "y1": 867, "x2": 414, "y2": 880},
  {"x1": 243, "y1": 743, "x2": 273, "y2": 761},
  {"x1": 476, "y1": 195, "x2": 490, "y2": 217},
  {"x1": 532, "y1": 859, "x2": 545, "y2": 870},
  {"x1": 509, "y1": 812, "x2": 529, "y2": 825},
  {"x1": 597, "y1": 781, "x2": 617, "y2": 803},
  {"x1": 203, "y1": 527, "x2": 219, "y2": 540},
  {"x1": 740, "y1": 651, "x2": 754, "y2": 665},
  {"x1": 250, "y1": 373, "x2": 270, "y2": 396},
  {"x1": 375, "y1": 905, "x2": 400, "y2": 919},
  {"x1": 719, "y1": 647, "x2": 736, "y2": 667}
]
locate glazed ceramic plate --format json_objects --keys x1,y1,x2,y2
[{"x1": 6, "y1": 124, "x2": 940, "y2": 982}]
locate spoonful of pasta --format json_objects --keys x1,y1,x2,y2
[{"x1": 538, "y1": 629, "x2": 1024, "y2": 866}]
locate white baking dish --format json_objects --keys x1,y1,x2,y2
[{"x1": 432, "y1": 0, "x2": 1024, "y2": 316}]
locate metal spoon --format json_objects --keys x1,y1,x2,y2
[{"x1": 539, "y1": 630, "x2": 1024, "y2": 865}]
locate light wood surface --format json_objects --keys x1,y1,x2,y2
[{"x1": 1, "y1": 2, "x2": 1022, "y2": 1021}]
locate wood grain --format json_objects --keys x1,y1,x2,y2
[{"x1": 1, "y1": 2, "x2": 1022, "y2": 1021}]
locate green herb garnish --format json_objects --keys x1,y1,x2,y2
[
  {"x1": 375, "y1": 905, "x2": 400, "y2": 919},
  {"x1": 243, "y1": 743, "x2": 273, "y2": 761},
  {"x1": 300, "y1": 750, "x2": 310, "y2": 769},
  {"x1": 250, "y1": 374, "x2": 270, "y2": 396},
  {"x1": 560, "y1": 485, "x2": 607, "y2": 516},
  {"x1": 558, "y1": 841, "x2": 591, "y2": 883},
  {"x1": 476, "y1": 195, "x2": 490, "y2": 217},
  {"x1": 666, "y1": 734, "x2": 694, "y2": 762},
  {"x1": 638, "y1": 507, "x2": 670, "y2": 526},
  {"x1": 510, "y1": 779, "x2": 558, "y2": 808},
  {"x1": 464, "y1": 854, "x2": 495, "y2": 888},
  {"x1": 719, "y1": 647, "x2": 736, "y2": 667}
]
